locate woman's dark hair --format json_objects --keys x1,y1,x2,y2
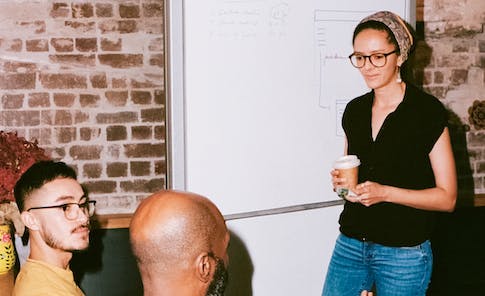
[
  {"x1": 14, "y1": 160, "x2": 77, "y2": 211},
  {"x1": 352, "y1": 20, "x2": 400, "y2": 54}
]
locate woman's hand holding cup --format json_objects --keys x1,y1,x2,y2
[{"x1": 332, "y1": 155, "x2": 360, "y2": 200}]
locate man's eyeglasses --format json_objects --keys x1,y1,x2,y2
[
  {"x1": 27, "y1": 200, "x2": 96, "y2": 220},
  {"x1": 348, "y1": 50, "x2": 397, "y2": 68}
]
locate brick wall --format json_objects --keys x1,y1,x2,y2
[
  {"x1": 417, "y1": 0, "x2": 485, "y2": 200},
  {"x1": 0, "y1": 1, "x2": 166, "y2": 215}
]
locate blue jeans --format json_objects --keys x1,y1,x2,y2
[{"x1": 322, "y1": 234, "x2": 433, "y2": 296}]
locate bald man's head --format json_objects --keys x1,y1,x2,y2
[{"x1": 129, "y1": 190, "x2": 229, "y2": 282}]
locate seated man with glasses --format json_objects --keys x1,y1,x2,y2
[{"x1": 12, "y1": 160, "x2": 96, "y2": 296}]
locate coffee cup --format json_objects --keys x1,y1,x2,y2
[{"x1": 333, "y1": 155, "x2": 360, "y2": 195}]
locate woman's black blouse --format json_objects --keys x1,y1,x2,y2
[{"x1": 339, "y1": 83, "x2": 448, "y2": 247}]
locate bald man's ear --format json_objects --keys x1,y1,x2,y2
[
  {"x1": 196, "y1": 252, "x2": 214, "y2": 283},
  {"x1": 21, "y1": 211, "x2": 40, "y2": 231}
]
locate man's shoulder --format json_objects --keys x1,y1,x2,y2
[
  {"x1": 15, "y1": 260, "x2": 54, "y2": 281},
  {"x1": 13, "y1": 260, "x2": 84, "y2": 296}
]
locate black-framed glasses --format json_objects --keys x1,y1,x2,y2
[
  {"x1": 348, "y1": 50, "x2": 397, "y2": 68},
  {"x1": 27, "y1": 200, "x2": 96, "y2": 220}
]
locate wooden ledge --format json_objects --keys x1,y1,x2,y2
[
  {"x1": 473, "y1": 194, "x2": 485, "y2": 207},
  {"x1": 95, "y1": 213, "x2": 132, "y2": 229},
  {"x1": 454, "y1": 194, "x2": 485, "y2": 208}
]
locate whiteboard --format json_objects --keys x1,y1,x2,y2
[
  {"x1": 225, "y1": 205, "x2": 342, "y2": 295},
  {"x1": 168, "y1": 0, "x2": 415, "y2": 215}
]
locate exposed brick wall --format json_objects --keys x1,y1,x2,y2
[
  {"x1": 417, "y1": 0, "x2": 485, "y2": 198},
  {"x1": 0, "y1": 1, "x2": 166, "y2": 215}
]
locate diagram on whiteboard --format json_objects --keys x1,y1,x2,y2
[{"x1": 314, "y1": 10, "x2": 370, "y2": 122}]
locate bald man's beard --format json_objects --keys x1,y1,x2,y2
[{"x1": 206, "y1": 257, "x2": 228, "y2": 296}]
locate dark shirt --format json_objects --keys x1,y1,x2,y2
[{"x1": 339, "y1": 84, "x2": 448, "y2": 247}]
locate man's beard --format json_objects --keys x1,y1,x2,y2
[
  {"x1": 44, "y1": 224, "x2": 90, "y2": 252},
  {"x1": 206, "y1": 257, "x2": 229, "y2": 296}
]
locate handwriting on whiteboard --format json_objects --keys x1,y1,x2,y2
[{"x1": 209, "y1": 0, "x2": 289, "y2": 39}]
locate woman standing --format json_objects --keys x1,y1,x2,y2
[{"x1": 322, "y1": 11, "x2": 457, "y2": 296}]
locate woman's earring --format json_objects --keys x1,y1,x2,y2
[{"x1": 396, "y1": 66, "x2": 402, "y2": 83}]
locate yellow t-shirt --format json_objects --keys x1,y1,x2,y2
[{"x1": 13, "y1": 259, "x2": 84, "y2": 296}]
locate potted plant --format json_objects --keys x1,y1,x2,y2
[{"x1": 0, "y1": 131, "x2": 50, "y2": 291}]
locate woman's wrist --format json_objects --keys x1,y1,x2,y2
[{"x1": 382, "y1": 185, "x2": 392, "y2": 202}]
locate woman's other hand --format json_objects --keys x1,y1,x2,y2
[{"x1": 353, "y1": 181, "x2": 389, "y2": 207}]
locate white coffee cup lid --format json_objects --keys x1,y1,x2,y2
[{"x1": 333, "y1": 155, "x2": 360, "y2": 169}]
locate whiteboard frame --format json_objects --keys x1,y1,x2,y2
[{"x1": 166, "y1": 0, "x2": 186, "y2": 190}]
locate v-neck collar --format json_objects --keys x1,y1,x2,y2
[{"x1": 368, "y1": 84, "x2": 409, "y2": 143}]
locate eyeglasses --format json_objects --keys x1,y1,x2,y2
[
  {"x1": 348, "y1": 50, "x2": 397, "y2": 68},
  {"x1": 27, "y1": 200, "x2": 96, "y2": 220}
]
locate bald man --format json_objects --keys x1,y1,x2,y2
[{"x1": 129, "y1": 190, "x2": 230, "y2": 296}]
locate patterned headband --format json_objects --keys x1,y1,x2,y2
[{"x1": 360, "y1": 11, "x2": 414, "y2": 62}]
